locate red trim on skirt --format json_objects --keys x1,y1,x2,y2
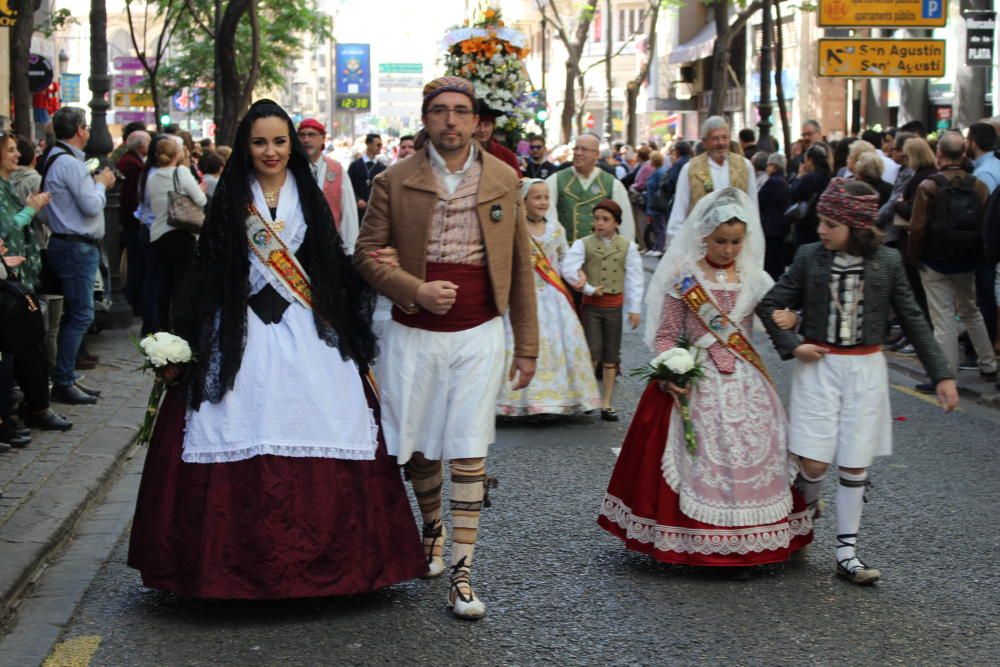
[
  {"x1": 597, "y1": 382, "x2": 813, "y2": 567},
  {"x1": 127, "y1": 379, "x2": 426, "y2": 599},
  {"x1": 392, "y1": 262, "x2": 499, "y2": 332}
]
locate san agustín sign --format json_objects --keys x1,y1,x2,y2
[{"x1": 818, "y1": 38, "x2": 946, "y2": 78}]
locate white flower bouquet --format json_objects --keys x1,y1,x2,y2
[
  {"x1": 135, "y1": 332, "x2": 194, "y2": 446},
  {"x1": 630, "y1": 344, "x2": 705, "y2": 456}
]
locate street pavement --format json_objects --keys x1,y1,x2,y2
[{"x1": 3, "y1": 306, "x2": 998, "y2": 666}]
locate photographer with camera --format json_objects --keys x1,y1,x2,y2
[{"x1": 38, "y1": 107, "x2": 115, "y2": 406}]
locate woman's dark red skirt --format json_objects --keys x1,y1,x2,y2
[
  {"x1": 127, "y1": 381, "x2": 426, "y2": 599},
  {"x1": 598, "y1": 382, "x2": 814, "y2": 567}
]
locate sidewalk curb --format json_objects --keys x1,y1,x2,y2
[
  {"x1": 0, "y1": 403, "x2": 142, "y2": 625},
  {"x1": 885, "y1": 354, "x2": 1000, "y2": 410}
]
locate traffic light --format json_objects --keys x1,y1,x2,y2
[
  {"x1": 535, "y1": 108, "x2": 549, "y2": 123},
  {"x1": 159, "y1": 114, "x2": 172, "y2": 126},
  {"x1": 534, "y1": 90, "x2": 548, "y2": 126}
]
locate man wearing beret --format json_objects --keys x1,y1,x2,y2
[
  {"x1": 354, "y1": 75, "x2": 538, "y2": 619},
  {"x1": 297, "y1": 118, "x2": 360, "y2": 253}
]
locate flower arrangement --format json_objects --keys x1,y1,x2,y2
[
  {"x1": 135, "y1": 332, "x2": 194, "y2": 446},
  {"x1": 630, "y1": 344, "x2": 705, "y2": 456},
  {"x1": 442, "y1": 4, "x2": 533, "y2": 134}
]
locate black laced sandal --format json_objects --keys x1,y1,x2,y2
[{"x1": 835, "y1": 533, "x2": 881, "y2": 585}]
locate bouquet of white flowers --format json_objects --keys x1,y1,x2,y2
[
  {"x1": 135, "y1": 332, "x2": 194, "y2": 446},
  {"x1": 630, "y1": 344, "x2": 705, "y2": 456}
]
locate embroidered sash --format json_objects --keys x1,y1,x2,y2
[
  {"x1": 530, "y1": 236, "x2": 574, "y2": 307},
  {"x1": 245, "y1": 203, "x2": 313, "y2": 310},
  {"x1": 673, "y1": 274, "x2": 774, "y2": 387}
]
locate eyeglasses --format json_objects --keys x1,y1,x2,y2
[
  {"x1": 530, "y1": 144, "x2": 545, "y2": 150},
  {"x1": 426, "y1": 106, "x2": 475, "y2": 119}
]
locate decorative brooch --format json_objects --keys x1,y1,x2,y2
[{"x1": 490, "y1": 204, "x2": 503, "y2": 221}]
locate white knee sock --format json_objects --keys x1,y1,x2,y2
[
  {"x1": 835, "y1": 471, "x2": 868, "y2": 568},
  {"x1": 796, "y1": 469, "x2": 825, "y2": 506}
]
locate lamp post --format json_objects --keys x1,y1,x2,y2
[
  {"x1": 756, "y1": 0, "x2": 775, "y2": 152},
  {"x1": 85, "y1": 0, "x2": 132, "y2": 329}
]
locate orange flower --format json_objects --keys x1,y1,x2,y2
[{"x1": 484, "y1": 9, "x2": 496, "y2": 19}]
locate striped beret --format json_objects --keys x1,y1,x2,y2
[{"x1": 422, "y1": 76, "x2": 477, "y2": 113}]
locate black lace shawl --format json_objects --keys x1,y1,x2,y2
[{"x1": 182, "y1": 100, "x2": 377, "y2": 409}]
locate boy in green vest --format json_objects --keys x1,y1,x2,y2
[{"x1": 561, "y1": 200, "x2": 644, "y2": 421}]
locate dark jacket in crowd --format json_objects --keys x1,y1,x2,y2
[
  {"x1": 908, "y1": 165, "x2": 990, "y2": 272},
  {"x1": 757, "y1": 242, "x2": 953, "y2": 384},
  {"x1": 787, "y1": 171, "x2": 830, "y2": 245},
  {"x1": 758, "y1": 172, "x2": 790, "y2": 238},
  {"x1": 892, "y1": 166, "x2": 938, "y2": 221},
  {"x1": 859, "y1": 176, "x2": 893, "y2": 208},
  {"x1": 116, "y1": 149, "x2": 146, "y2": 231},
  {"x1": 524, "y1": 159, "x2": 557, "y2": 180},
  {"x1": 347, "y1": 156, "x2": 387, "y2": 218}
]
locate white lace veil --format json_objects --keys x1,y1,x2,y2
[{"x1": 643, "y1": 186, "x2": 772, "y2": 349}]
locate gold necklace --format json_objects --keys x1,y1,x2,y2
[{"x1": 262, "y1": 190, "x2": 280, "y2": 206}]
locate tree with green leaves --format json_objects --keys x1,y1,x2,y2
[
  {"x1": 157, "y1": 0, "x2": 331, "y2": 144},
  {"x1": 125, "y1": 0, "x2": 188, "y2": 131}
]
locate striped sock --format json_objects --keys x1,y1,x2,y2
[
  {"x1": 406, "y1": 456, "x2": 444, "y2": 563},
  {"x1": 449, "y1": 458, "x2": 487, "y2": 587}
]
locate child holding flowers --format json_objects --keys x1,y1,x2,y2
[{"x1": 598, "y1": 187, "x2": 813, "y2": 572}]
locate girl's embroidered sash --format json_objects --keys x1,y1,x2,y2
[
  {"x1": 673, "y1": 274, "x2": 774, "y2": 387},
  {"x1": 245, "y1": 203, "x2": 313, "y2": 310},
  {"x1": 530, "y1": 236, "x2": 574, "y2": 308}
]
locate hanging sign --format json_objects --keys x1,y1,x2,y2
[
  {"x1": 819, "y1": 0, "x2": 948, "y2": 28},
  {"x1": 818, "y1": 38, "x2": 946, "y2": 78},
  {"x1": 964, "y1": 10, "x2": 996, "y2": 67}
]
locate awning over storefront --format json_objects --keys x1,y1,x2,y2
[{"x1": 668, "y1": 22, "x2": 717, "y2": 64}]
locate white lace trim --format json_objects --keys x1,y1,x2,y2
[
  {"x1": 182, "y1": 407, "x2": 379, "y2": 464},
  {"x1": 600, "y1": 492, "x2": 813, "y2": 556}
]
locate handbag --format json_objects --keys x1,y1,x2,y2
[
  {"x1": 167, "y1": 168, "x2": 205, "y2": 233},
  {"x1": 0, "y1": 256, "x2": 46, "y2": 353},
  {"x1": 784, "y1": 194, "x2": 816, "y2": 221}
]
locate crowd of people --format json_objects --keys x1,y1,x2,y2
[{"x1": 1, "y1": 75, "x2": 998, "y2": 617}]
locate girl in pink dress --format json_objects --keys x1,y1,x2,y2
[{"x1": 598, "y1": 187, "x2": 813, "y2": 570}]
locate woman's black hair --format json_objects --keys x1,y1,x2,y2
[
  {"x1": 806, "y1": 144, "x2": 832, "y2": 176},
  {"x1": 186, "y1": 99, "x2": 378, "y2": 408}
]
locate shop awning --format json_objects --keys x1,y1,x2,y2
[{"x1": 668, "y1": 22, "x2": 717, "y2": 64}]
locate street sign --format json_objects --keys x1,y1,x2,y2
[
  {"x1": 819, "y1": 0, "x2": 947, "y2": 28},
  {"x1": 113, "y1": 74, "x2": 146, "y2": 90},
  {"x1": 172, "y1": 89, "x2": 201, "y2": 113},
  {"x1": 28, "y1": 54, "x2": 54, "y2": 94},
  {"x1": 114, "y1": 92, "x2": 155, "y2": 108},
  {"x1": 817, "y1": 39, "x2": 946, "y2": 78},
  {"x1": 112, "y1": 56, "x2": 152, "y2": 71},
  {"x1": 0, "y1": 0, "x2": 18, "y2": 27},
  {"x1": 60, "y1": 73, "x2": 81, "y2": 103},
  {"x1": 964, "y1": 10, "x2": 996, "y2": 67},
  {"x1": 379, "y1": 63, "x2": 423, "y2": 74},
  {"x1": 115, "y1": 111, "x2": 153, "y2": 124},
  {"x1": 336, "y1": 43, "x2": 371, "y2": 111}
]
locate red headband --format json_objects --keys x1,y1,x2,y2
[{"x1": 817, "y1": 178, "x2": 878, "y2": 230}]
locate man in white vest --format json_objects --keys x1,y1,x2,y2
[
  {"x1": 666, "y1": 116, "x2": 757, "y2": 240},
  {"x1": 297, "y1": 118, "x2": 359, "y2": 254}
]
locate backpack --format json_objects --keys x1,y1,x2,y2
[
  {"x1": 924, "y1": 172, "x2": 985, "y2": 263},
  {"x1": 983, "y1": 186, "x2": 1000, "y2": 264}
]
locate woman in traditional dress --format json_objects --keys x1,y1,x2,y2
[
  {"x1": 496, "y1": 179, "x2": 600, "y2": 417},
  {"x1": 128, "y1": 100, "x2": 426, "y2": 599},
  {"x1": 598, "y1": 186, "x2": 813, "y2": 573}
]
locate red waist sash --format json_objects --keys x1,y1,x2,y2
[
  {"x1": 582, "y1": 292, "x2": 624, "y2": 308},
  {"x1": 392, "y1": 262, "x2": 499, "y2": 332},
  {"x1": 804, "y1": 339, "x2": 882, "y2": 355}
]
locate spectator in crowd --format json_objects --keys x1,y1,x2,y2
[
  {"x1": 844, "y1": 139, "x2": 876, "y2": 178},
  {"x1": 739, "y1": 128, "x2": 758, "y2": 158},
  {"x1": 641, "y1": 151, "x2": 668, "y2": 256},
  {"x1": 117, "y1": 130, "x2": 151, "y2": 313},
  {"x1": 216, "y1": 145, "x2": 232, "y2": 162},
  {"x1": 596, "y1": 147, "x2": 618, "y2": 176},
  {"x1": 394, "y1": 134, "x2": 416, "y2": 163},
  {"x1": 908, "y1": 131, "x2": 996, "y2": 391},
  {"x1": 198, "y1": 151, "x2": 225, "y2": 198},
  {"x1": 967, "y1": 122, "x2": 1000, "y2": 352},
  {"x1": 616, "y1": 146, "x2": 638, "y2": 180},
  {"x1": 853, "y1": 152, "x2": 892, "y2": 207},
  {"x1": 900, "y1": 120, "x2": 927, "y2": 138},
  {"x1": 758, "y1": 152, "x2": 791, "y2": 279},
  {"x1": 199, "y1": 137, "x2": 214, "y2": 153},
  {"x1": 0, "y1": 242, "x2": 30, "y2": 452},
  {"x1": 789, "y1": 120, "x2": 821, "y2": 175},
  {"x1": 135, "y1": 135, "x2": 168, "y2": 335},
  {"x1": 523, "y1": 134, "x2": 556, "y2": 179},
  {"x1": 876, "y1": 131, "x2": 917, "y2": 247},
  {"x1": 833, "y1": 136, "x2": 858, "y2": 177},
  {"x1": 657, "y1": 140, "x2": 692, "y2": 216},
  {"x1": 347, "y1": 133, "x2": 386, "y2": 222},
  {"x1": 787, "y1": 144, "x2": 832, "y2": 248},
  {"x1": 41, "y1": 107, "x2": 116, "y2": 405},
  {"x1": 752, "y1": 151, "x2": 769, "y2": 190},
  {"x1": 1, "y1": 136, "x2": 71, "y2": 433},
  {"x1": 146, "y1": 136, "x2": 206, "y2": 333}
]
